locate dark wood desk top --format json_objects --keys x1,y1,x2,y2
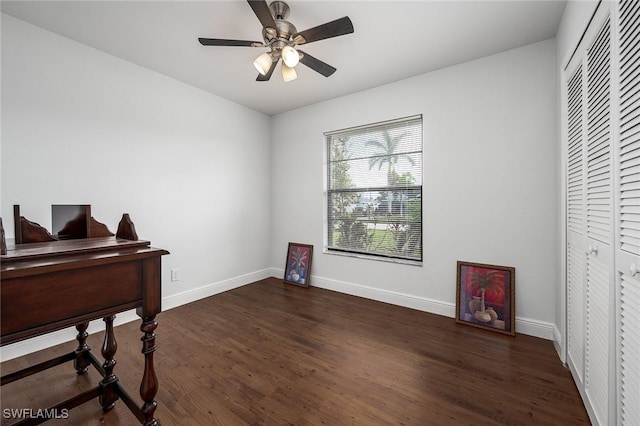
[
  {"x1": 2, "y1": 236, "x2": 150, "y2": 257},
  {"x1": 1, "y1": 237, "x2": 169, "y2": 279}
]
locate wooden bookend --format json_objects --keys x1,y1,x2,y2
[
  {"x1": 116, "y1": 213, "x2": 138, "y2": 241},
  {"x1": 20, "y1": 216, "x2": 57, "y2": 243},
  {"x1": 1, "y1": 217, "x2": 6, "y2": 255},
  {"x1": 14, "y1": 204, "x2": 56, "y2": 243},
  {"x1": 89, "y1": 217, "x2": 115, "y2": 238}
]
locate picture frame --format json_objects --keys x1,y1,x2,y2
[
  {"x1": 455, "y1": 261, "x2": 515, "y2": 336},
  {"x1": 283, "y1": 242, "x2": 313, "y2": 287}
]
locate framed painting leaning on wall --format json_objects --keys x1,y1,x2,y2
[
  {"x1": 284, "y1": 242, "x2": 313, "y2": 287},
  {"x1": 455, "y1": 261, "x2": 515, "y2": 336}
]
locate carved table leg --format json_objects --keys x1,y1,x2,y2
[
  {"x1": 140, "y1": 316, "x2": 160, "y2": 426},
  {"x1": 74, "y1": 321, "x2": 90, "y2": 374},
  {"x1": 99, "y1": 315, "x2": 119, "y2": 412}
]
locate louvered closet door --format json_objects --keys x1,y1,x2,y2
[
  {"x1": 564, "y1": 5, "x2": 615, "y2": 425},
  {"x1": 616, "y1": 1, "x2": 640, "y2": 425},
  {"x1": 584, "y1": 13, "x2": 614, "y2": 426},
  {"x1": 566, "y1": 60, "x2": 587, "y2": 388}
]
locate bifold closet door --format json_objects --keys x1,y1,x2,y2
[
  {"x1": 566, "y1": 59, "x2": 587, "y2": 390},
  {"x1": 584, "y1": 12, "x2": 614, "y2": 424},
  {"x1": 565, "y1": 1, "x2": 640, "y2": 424},
  {"x1": 564, "y1": 5, "x2": 614, "y2": 425},
  {"x1": 584, "y1": 13, "x2": 614, "y2": 425},
  {"x1": 616, "y1": 1, "x2": 640, "y2": 424}
]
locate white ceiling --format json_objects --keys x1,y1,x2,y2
[{"x1": 1, "y1": 0, "x2": 567, "y2": 116}]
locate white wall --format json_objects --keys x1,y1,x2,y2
[
  {"x1": 271, "y1": 39, "x2": 559, "y2": 338},
  {"x1": 554, "y1": 0, "x2": 600, "y2": 360},
  {"x1": 1, "y1": 14, "x2": 272, "y2": 359}
]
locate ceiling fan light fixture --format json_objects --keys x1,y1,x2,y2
[
  {"x1": 281, "y1": 45, "x2": 300, "y2": 67},
  {"x1": 281, "y1": 63, "x2": 297, "y2": 82},
  {"x1": 253, "y1": 52, "x2": 273, "y2": 75}
]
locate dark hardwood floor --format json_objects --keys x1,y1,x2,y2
[{"x1": 1, "y1": 277, "x2": 590, "y2": 425}]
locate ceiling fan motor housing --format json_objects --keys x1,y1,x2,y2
[
  {"x1": 262, "y1": 1, "x2": 297, "y2": 50},
  {"x1": 263, "y1": 20, "x2": 297, "y2": 44},
  {"x1": 269, "y1": 1, "x2": 290, "y2": 20}
]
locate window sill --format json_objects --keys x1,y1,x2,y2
[{"x1": 323, "y1": 248, "x2": 423, "y2": 267}]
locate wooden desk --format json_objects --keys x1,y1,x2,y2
[{"x1": 1, "y1": 237, "x2": 169, "y2": 425}]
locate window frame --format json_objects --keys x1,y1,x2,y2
[{"x1": 323, "y1": 115, "x2": 424, "y2": 265}]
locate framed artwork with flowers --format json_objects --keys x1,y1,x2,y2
[
  {"x1": 284, "y1": 242, "x2": 313, "y2": 287},
  {"x1": 455, "y1": 261, "x2": 515, "y2": 336}
]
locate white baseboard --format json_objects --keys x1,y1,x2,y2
[
  {"x1": 271, "y1": 268, "x2": 555, "y2": 341},
  {"x1": 0, "y1": 268, "x2": 272, "y2": 362},
  {"x1": 162, "y1": 268, "x2": 271, "y2": 311},
  {"x1": 553, "y1": 324, "x2": 565, "y2": 363},
  {"x1": 515, "y1": 316, "x2": 555, "y2": 340},
  {"x1": 310, "y1": 272, "x2": 455, "y2": 317}
]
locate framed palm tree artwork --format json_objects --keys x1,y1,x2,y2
[
  {"x1": 284, "y1": 243, "x2": 314, "y2": 287},
  {"x1": 456, "y1": 261, "x2": 515, "y2": 336}
]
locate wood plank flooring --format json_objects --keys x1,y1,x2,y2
[{"x1": 1, "y1": 277, "x2": 590, "y2": 425}]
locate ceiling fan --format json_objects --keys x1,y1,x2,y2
[{"x1": 198, "y1": 0, "x2": 354, "y2": 82}]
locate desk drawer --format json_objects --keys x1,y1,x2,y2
[{"x1": 1, "y1": 261, "x2": 142, "y2": 339}]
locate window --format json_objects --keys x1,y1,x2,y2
[{"x1": 325, "y1": 115, "x2": 423, "y2": 263}]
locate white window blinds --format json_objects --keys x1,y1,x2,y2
[{"x1": 325, "y1": 115, "x2": 423, "y2": 262}]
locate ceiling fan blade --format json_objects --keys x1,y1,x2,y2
[
  {"x1": 257, "y1": 58, "x2": 279, "y2": 81},
  {"x1": 198, "y1": 38, "x2": 263, "y2": 47},
  {"x1": 247, "y1": 0, "x2": 277, "y2": 30},
  {"x1": 293, "y1": 16, "x2": 354, "y2": 45},
  {"x1": 298, "y1": 50, "x2": 337, "y2": 77}
]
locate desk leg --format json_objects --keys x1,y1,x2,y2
[
  {"x1": 140, "y1": 316, "x2": 160, "y2": 426},
  {"x1": 99, "y1": 315, "x2": 119, "y2": 411},
  {"x1": 74, "y1": 322, "x2": 90, "y2": 374}
]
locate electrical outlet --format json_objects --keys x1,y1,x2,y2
[{"x1": 171, "y1": 268, "x2": 181, "y2": 282}]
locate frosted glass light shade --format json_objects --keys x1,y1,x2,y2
[
  {"x1": 253, "y1": 53, "x2": 273, "y2": 75},
  {"x1": 281, "y1": 63, "x2": 297, "y2": 82},
  {"x1": 281, "y1": 46, "x2": 299, "y2": 67}
]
